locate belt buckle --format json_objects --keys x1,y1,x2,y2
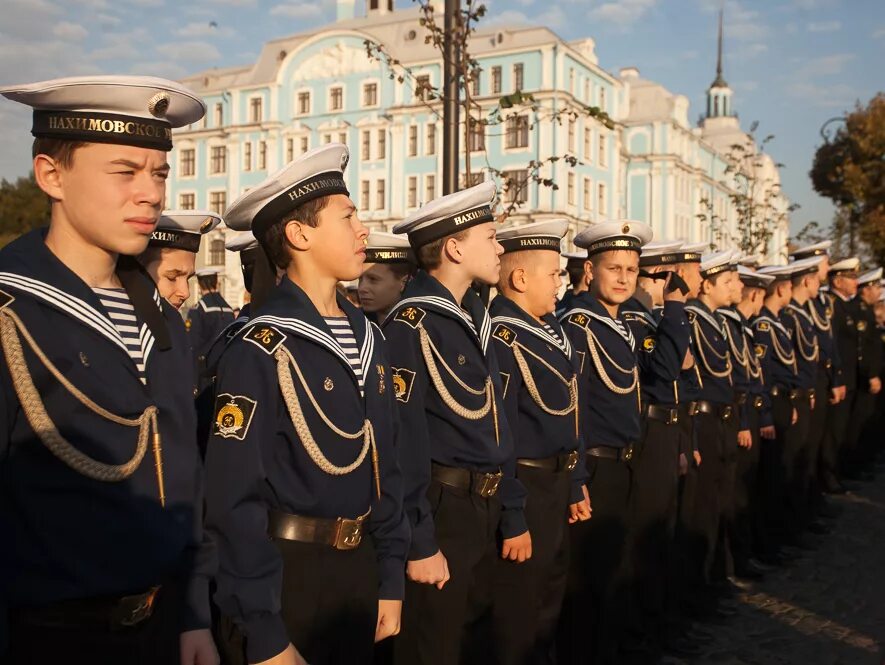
[
  {"x1": 722, "y1": 406, "x2": 733, "y2": 422},
  {"x1": 623, "y1": 446, "x2": 634, "y2": 462},
  {"x1": 687, "y1": 402, "x2": 699, "y2": 417},
  {"x1": 825, "y1": 359, "x2": 832, "y2": 370},
  {"x1": 668, "y1": 409, "x2": 678, "y2": 425},
  {"x1": 118, "y1": 587, "x2": 158, "y2": 627},
  {"x1": 789, "y1": 389, "x2": 799, "y2": 401},
  {"x1": 334, "y1": 517, "x2": 363, "y2": 550},
  {"x1": 808, "y1": 389, "x2": 816, "y2": 401},
  {"x1": 476, "y1": 473, "x2": 501, "y2": 497},
  {"x1": 566, "y1": 451, "x2": 579, "y2": 471},
  {"x1": 754, "y1": 396, "x2": 764, "y2": 409}
]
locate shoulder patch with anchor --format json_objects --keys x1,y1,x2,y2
[
  {"x1": 213, "y1": 393, "x2": 258, "y2": 441},
  {"x1": 642, "y1": 335, "x2": 656, "y2": 352},
  {"x1": 687, "y1": 310, "x2": 697, "y2": 323},
  {"x1": 0, "y1": 288, "x2": 14, "y2": 311},
  {"x1": 757, "y1": 321, "x2": 770, "y2": 332},
  {"x1": 492, "y1": 324, "x2": 517, "y2": 347},
  {"x1": 394, "y1": 306, "x2": 426, "y2": 329},
  {"x1": 755, "y1": 343, "x2": 767, "y2": 359},
  {"x1": 391, "y1": 367, "x2": 417, "y2": 403},
  {"x1": 244, "y1": 324, "x2": 287, "y2": 355},
  {"x1": 567, "y1": 312, "x2": 589, "y2": 329}
]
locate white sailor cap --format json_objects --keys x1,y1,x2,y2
[
  {"x1": 699, "y1": 250, "x2": 736, "y2": 279},
  {"x1": 562, "y1": 249, "x2": 588, "y2": 265},
  {"x1": 737, "y1": 264, "x2": 775, "y2": 289},
  {"x1": 790, "y1": 240, "x2": 832, "y2": 260},
  {"x1": 393, "y1": 181, "x2": 497, "y2": 248},
  {"x1": 149, "y1": 210, "x2": 221, "y2": 253},
  {"x1": 758, "y1": 256, "x2": 822, "y2": 281},
  {"x1": 497, "y1": 219, "x2": 568, "y2": 254},
  {"x1": 224, "y1": 143, "x2": 350, "y2": 238},
  {"x1": 574, "y1": 219, "x2": 653, "y2": 257},
  {"x1": 195, "y1": 266, "x2": 224, "y2": 278},
  {"x1": 858, "y1": 267, "x2": 883, "y2": 287},
  {"x1": 225, "y1": 231, "x2": 262, "y2": 267},
  {"x1": 639, "y1": 240, "x2": 686, "y2": 267},
  {"x1": 0, "y1": 75, "x2": 205, "y2": 152},
  {"x1": 365, "y1": 231, "x2": 415, "y2": 264},
  {"x1": 678, "y1": 241, "x2": 709, "y2": 263},
  {"x1": 728, "y1": 251, "x2": 745, "y2": 267},
  {"x1": 739, "y1": 254, "x2": 763, "y2": 268},
  {"x1": 828, "y1": 257, "x2": 860, "y2": 276}
]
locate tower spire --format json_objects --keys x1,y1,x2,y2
[{"x1": 712, "y1": 7, "x2": 727, "y2": 88}]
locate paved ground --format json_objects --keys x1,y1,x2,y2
[{"x1": 674, "y1": 478, "x2": 885, "y2": 665}]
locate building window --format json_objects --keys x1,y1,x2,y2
[
  {"x1": 214, "y1": 103, "x2": 223, "y2": 126},
  {"x1": 243, "y1": 142, "x2": 252, "y2": 171},
  {"x1": 209, "y1": 191, "x2": 227, "y2": 216},
  {"x1": 503, "y1": 169, "x2": 528, "y2": 204},
  {"x1": 599, "y1": 87, "x2": 607, "y2": 111},
  {"x1": 300, "y1": 136, "x2": 309, "y2": 154},
  {"x1": 338, "y1": 132, "x2": 347, "y2": 145},
  {"x1": 425, "y1": 174, "x2": 436, "y2": 203},
  {"x1": 583, "y1": 177, "x2": 592, "y2": 211},
  {"x1": 568, "y1": 173, "x2": 576, "y2": 206},
  {"x1": 513, "y1": 63, "x2": 524, "y2": 92},
  {"x1": 492, "y1": 66, "x2": 502, "y2": 94},
  {"x1": 468, "y1": 116, "x2": 485, "y2": 152},
  {"x1": 377, "y1": 129, "x2": 386, "y2": 159},
  {"x1": 414, "y1": 75, "x2": 431, "y2": 102},
  {"x1": 408, "y1": 176, "x2": 418, "y2": 208},
  {"x1": 408, "y1": 125, "x2": 418, "y2": 157},
  {"x1": 597, "y1": 182, "x2": 606, "y2": 216},
  {"x1": 297, "y1": 91, "x2": 310, "y2": 115},
  {"x1": 569, "y1": 68, "x2": 576, "y2": 96},
  {"x1": 505, "y1": 115, "x2": 529, "y2": 149},
  {"x1": 323, "y1": 133, "x2": 332, "y2": 144},
  {"x1": 329, "y1": 86, "x2": 343, "y2": 111},
  {"x1": 179, "y1": 192, "x2": 195, "y2": 210},
  {"x1": 208, "y1": 237, "x2": 225, "y2": 266},
  {"x1": 426, "y1": 124, "x2": 436, "y2": 155},
  {"x1": 363, "y1": 82, "x2": 378, "y2": 107},
  {"x1": 286, "y1": 138, "x2": 294, "y2": 163},
  {"x1": 598, "y1": 133, "x2": 607, "y2": 167},
  {"x1": 249, "y1": 97, "x2": 263, "y2": 123},
  {"x1": 361, "y1": 130, "x2": 371, "y2": 160},
  {"x1": 584, "y1": 128, "x2": 593, "y2": 162},
  {"x1": 258, "y1": 141, "x2": 267, "y2": 170},
  {"x1": 179, "y1": 148, "x2": 195, "y2": 177},
  {"x1": 568, "y1": 119, "x2": 576, "y2": 153},
  {"x1": 376, "y1": 179, "x2": 386, "y2": 211},
  {"x1": 360, "y1": 180, "x2": 370, "y2": 211},
  {"x1": 584, "y1": 79, "x2": 591, "y2": 103},
  {"x1": 210, "y1": 146, "x2": 227, "y2": 174},
  {"x1": 471, "y1": 70, "x2": 481, "y2": 97}
]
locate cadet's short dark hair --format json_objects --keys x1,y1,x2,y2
[
  {"x1": 262, "y1": 195, "x2": 332, "y2": 270},
  {"x1": 32, "y1": 138, "x2": 86, "y2": 169},
  {"x1": 197, "y1": 274, "x2": 218, "y2": 290},
  {"x1": 416, "y1": 230, "x2": 468, "y2": 271}
]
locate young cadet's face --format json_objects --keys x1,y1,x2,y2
[
  {"x1": 677, "y1": 262, "x2": 702, "y2": 299},
  {"x1": 51, "y1": 143, "x2": 169, "y2": 255},
  {"x1": 817, "y1": 256, "x2": 830, "y2": 281},
  {"x1": 704, "y1": 270, "x2": 735, "y2": 309},
  {"x1": 309, "y1": 195, "x2": 368, "y2": 282},
  {"x1": 862, "y1": 282, "x2": 882, "y2": 306},
  {"x1": 458, "y1": 222, "x2": 504, "y2": 286},
  {"x1": 524, "y1": 250, "x2": 563, "y2": 317},
  {"x1": 805, "y1": 272, "x2": 821, "y2": 298},
  {"x1": 727, "y1": 269, "x2": 743, "y2": 304},
  {"x1": 358, "y1": 263, "x2": 407, "y2": 314},
  {"x1": 142, "y1": 248, "x2": 195, "y2": 310},
  {"x1": 589, "y1": 250, "x2": 639, "y2": 306}
]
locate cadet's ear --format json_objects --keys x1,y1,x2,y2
[
  {"x1": 509, "y1": 266, "x2": 528, "y2": 293},
  {"x1": 584, "y1": 259, "x2": 595, "y2": 283},
  {"x1": 284, "y1": 220, "x2": 310, "y2": 251},
  {"x1": 33, "y1": 154, "x2": 64, "y2": 202},
  {"x1": 442, "y1": 235, "x2": 464, "y2": 265}
]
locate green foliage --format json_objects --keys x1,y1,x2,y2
[{"x1": 0, "y1": 173, "x2": 50, "y2": 248}]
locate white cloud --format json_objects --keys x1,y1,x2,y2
[
  {"x1": 487, "y1": 9, "x2": 531, "y2": 26},
  {"x1": 127, "y1": 0, "x2": 164, "y2": 5},
  {"x1": 0, "y1": 0, "x2": 64, "y2": 40},
  {"x1": 589, "y1": 0, "x2": 657, "y2": 26},
  {"x1": 269, "y1": 2, "x2": 324, "y2": 18},
  {"x1": 787, "y1": 82, "x2": 856, "y2": 109},
  {"x1": 53, "y1": 21, "x2": 89, "y2": 41},
  {"x1": 97, "y1": 13, "x2": 122, "y2": 26},
  {"x1": 156, "y1": 40, "x2": 223, "y2": 63},
  {"x1": 795, "y1": 53, "x2": 855, "y2": 79},
  {"x1": 807, "y1": 20, "x2": 841, "y2": 32},
  {"x1": 873, "y1": 27, "x2": 885, "y2": 39},
  {"x1": 176, "y1": 21, "x2": 235, "y2": 38}
]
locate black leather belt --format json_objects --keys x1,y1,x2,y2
[
  {"x1": 753, "y1": 395, "x2": 764, "y2": 409},
  {"x1": 735, "y1": 391, "x2": 748, "y2": 406},
  {"x1": 431, "y1": 463, "x2": 502, "y2": 497},
  {"x1": 587, "y1": 445, "x2": 633, "y2": 462},
  {"x1": 12, "y1": 587, "x2": 161, "y2": 630},
  {"x1": 517, "y1": 450, "x2": 579, "y2": 473},
  {"x1": 771, "y1": 386, "x2": 814, "y2": 402},
  {"x1": 644, "y1": 403, "x2": 679, "y2": 425},
  {"x1": 692, "y1": 400, "x2": 734, "y2": 422},
  {"x1": 269, "y1": 509, "x2": 367, "y2": 550}
]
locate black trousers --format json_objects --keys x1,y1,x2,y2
[
  {"x1": 808, "y1": 373, "x2": 831, "y2": 504},
  {"x1": 846, "y1": 388, "x2": 878, "y2": 469},
  {"x1": 731, "y1": 407, "x2": 761, "y2": 572},
  {"x1": 557, "y1": 455, "x2": 631, "y2": 665},
  {"x1": 394, "y1": 481, "x2": 500, "y2": 665},
  {"x1": 219, "y1": 538, "x2": 378, "y2": 665},
  {"x1": 781, "y1": 395, "x2": 812, "y2": 540},
  {"x1": 629, "y1": 417, "x2": 680, "y2": 638},
  {"x1": 715, "y1": 414, "x2": 739, "y2": 583},
  {"x1": 492, "y1": 464, "x2": 571, "y2": 665},
  {"x1": 7, "y1": 584, "x2": 183, "y2": 665},
  {"x1": 832, "y1": 389, "x2": 856, "y2": 476}
]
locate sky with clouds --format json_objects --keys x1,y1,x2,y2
[{"x1": 0, "y1": 0, "x2": 882, "y2": 235}]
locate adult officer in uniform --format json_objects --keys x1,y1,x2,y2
[
  {"x1": 139, "y1": 210, "x2": 223, "y2": 310},
  {"x1": 489, "y1": 220, "x2": 590, "y2": 665},
  {"x1": 187, "y1": 266, "x2": 235, "y2": 392},
  {"x1": 204, "y1": 145, "x2": 408, "y2": 665},
  {"x1": 0, "y1": 75, "x2": 216, "y2": 664},
  {"x1": 384, "y1": 183, "x2": 519, "y2": 665},
  {"x1": 558, "y1": 220, "x2": 652, "y2": 665}
]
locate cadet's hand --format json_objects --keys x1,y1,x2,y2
[
  {"x1": 835, "y1": 385, "x2": 847, "y2": 402},
  {"x1": 693, "y1": 450, "x2": 702, "y2": 467},
  {"x1": 678, "y1": 453, "x2": 688, "y2": 476},
  {"x1": 251, "y1": 643, "x2": 307, "y2": 665},
  {"x1": 810, "y1": 394, "x2": 816, "y2": 411},
  {"x1": 682, "y1": 350, "x2": 695, "y2": 370},
  {"x1": 737, "y1": 430, "x2": 752, "y2": 449},
  {"x1": 375, "y1": 599, "x2": 402, "y2": 642},
  {"x1": 568, "y1": 485, "x2": 592, "y2": 523},
  {"x1": 501, "y1": 530, "x2": 533, "y2": 562},
  {"x1": 407, "y1": 550, "x2": 450, "y2": 589},
  {"x1": 180, "y1": 629, "x2": 219, "y2": 665},
  {"x1": 791, "y1": 407, "x2": 798, "y2": 425},
  {"x1": 830, "y1": 386, "x2": 845, "y2": 404},
  {"x1": 870, "y1": 377, "x2": 882, "y2": 395},
  {"x1": 760, "y1": 425, "x2": 775, "y2": 440}
]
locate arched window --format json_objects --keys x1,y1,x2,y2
[{"x1": 209, "y1": 237, "x2": 225, "y2": 266}]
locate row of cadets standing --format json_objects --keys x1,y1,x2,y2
[
  {"x1": 0, "y1": 76, "x2": 218, "y2": 663},
  {"x1": 202, "y1": 144, "x2": 409, "y2": 665}
]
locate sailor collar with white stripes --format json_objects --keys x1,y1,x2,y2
[
  {"x1": 786, "y1": 301, "x2": 814, "y2": 325},
  {"x1": 489, "y1": 295, "x2": 572, "y2": 359},
  {"x1": 621, "y1": 297, "x2": 658, "y2": 330},
  {"x1": 755, "y1": 309, "x2": 789, "y2": 336},
  {"x1": 564, "y1": 293, "x2": 635, "y2": 351},
  {"x1": 686, "y1": 301, "x2": 725, "y2": 334}
]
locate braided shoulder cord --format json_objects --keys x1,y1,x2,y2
[
  {"x1": 584, "y1": 327, "x2": 640, "y2": 415},
  {"x1": 0, "y1": 309, "x2": 164, "y2": 505},
  {"x1": 769, "y1": 327, "x2": 798, "y2": 372},
  {"x1": 276, "y1": 347, "x2": 380, "y2": 498},
  {"x1": 692, "y1": 320, "x2": 732, "y2": 379},
  {"x1": 807, "y1": 300, "x2": 832, "y2": 333},
  {"x1": 788, "y1": 312, "x2": 820, "y2": 362},
  {"x1": 511, "y1": 343, "x2": 577, "y2": 416},
  {"x1": 722, "y1": 320, "x2": 749, "y2": 379}
]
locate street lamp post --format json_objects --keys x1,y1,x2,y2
[{"x1": 442, "y1": 0, "x2": 460, "y2": 195}]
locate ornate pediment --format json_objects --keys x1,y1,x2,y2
[{"x1": 291, "y1": 41, "x2": 380, "y2": 81}]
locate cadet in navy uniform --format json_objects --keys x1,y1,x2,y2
[
  {"x1": 0, "y1": 76, "x2": 216, "y2": 663},
  {"x1": 204, "y1": 145, "x2": 408, "y2": 665},
  {"x1": 358, "y1": 232, "x2": 417, "y2": 324},
  {"x1": 139, "y1": 210, "x2": 222, "y2": 310},
  {"x1": 558, "y1": 220, "x2": 652, "y2": 665},
  {"x1": 489, "y1": 220, "x2": 590, "y2": 665},
  {"x1": 555, "y1": 250, "x2": 590, "y2": 317},
  {"x1": 187, "y1": 266, "x2": 235, "y2": 391},
  {"x1": 620, "y1": 239, "x2": 692, "y2": 654},
  {"x1": 682, "y1": 250, "x2": 736, "y2": 613}
]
